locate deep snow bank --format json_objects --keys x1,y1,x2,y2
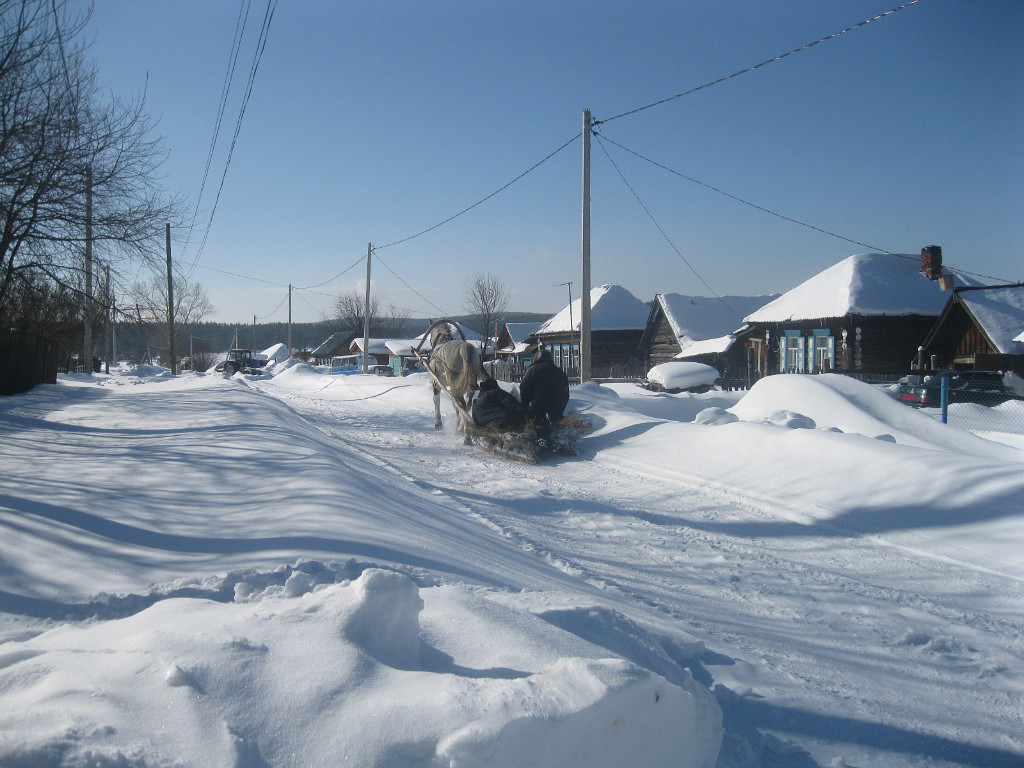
[{"x1": 0, "y1": 569, "x2": 722, "y2": 768}]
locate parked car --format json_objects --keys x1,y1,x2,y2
[
  {"x1": 897, "y1": 371, "x2": 1020, "y2": 407},
  {"x1": 369, "y1": 365, "x2": 394, "y2": 376}
]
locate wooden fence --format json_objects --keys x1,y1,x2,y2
[{"x1": 0, "y1": 329, "x2": 62, "y2": 395}]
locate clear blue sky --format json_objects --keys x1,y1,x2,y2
[{"x1": 79, "y1": 0, "x2": 1023, "y2": 325}]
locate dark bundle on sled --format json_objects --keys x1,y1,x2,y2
[{"x1": 469, "y1": 412, "x2": 592, "y2": 464}]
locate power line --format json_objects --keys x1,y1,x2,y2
[
  {"x1": 373, "y1": 251, "x2": 447, "y2": 317},
  {"x1": 376, "y1": 132, "x2": 582, "y2": 251},
  {"x1": 598, "y1": 133, "x2": 892, "y2": 254},
  {"x1": 597, "y1": 134, "x2": 1015, "y2": 284},
  {"x1": 594, "y1": 135, "x2": 742, "y2": 321},
  {"x1": 594, "y1": 1, "x2": 922, "y2": 126},
  {"x1": 184, "y1": 0, "x2": 253, "y2": 262},
  {"x1": 296, "y1": 253, "x2": 366, "y2": 290},
  {"x1": 189, "y1": 0, "x2": 278, "y2": 270}
]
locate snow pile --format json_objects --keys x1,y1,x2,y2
[
  {"x1": 0, "y1": 569, "x2": 721, "y2": 768},
  {"x1": 646, "y1": 361, "x2": 719, "y2": 391}
]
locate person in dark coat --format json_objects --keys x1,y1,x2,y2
[
  {"x1": 519, "y1": 349, "x2": 570, "y2": 426},
  {"x1": 472, "y1": 377, "x2": 528, "y2": 431}
]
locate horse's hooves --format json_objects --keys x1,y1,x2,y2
[{"x1": 435, "y1": 424, "x2": 443, "y2": 431}]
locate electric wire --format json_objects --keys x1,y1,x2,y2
[
  {"x1": 594, "y1": 135, "x2": 743, "y2": 322},
  {"x1": 184, "y1": 0, "x2": 253, "y2": 262},
  {"x1": 375, "y1": 132, "x2": 582, "y2": 251},
  {"x1": 256, "y1": 292, "x2": 289, "y2": 320},
  {"x1": 598, "y1": 134, "x2": 1015, "y2": 285},
  {"x1": 189, "y1": 0, "x2": 278, "y2": 270},
  {"x1": 373, "y1": 251, "x2": 447, "y2": 317},
  {"x1": 593, "y1": 1, "x2": 922, "y2": 127},
  {"x1": 296, "y1": 253, "x2": 366, "y2": 290}
]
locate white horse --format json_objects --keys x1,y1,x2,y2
[{"x1": 425, "y1": 321, "x2": 483, "y2": 444}]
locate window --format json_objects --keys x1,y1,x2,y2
[
  {"x1": 780, "y1": 333, "x2": 805, "y2": 373},
  {"x1": 808, "y1": 331, "x2": 835, "y2": 373}
]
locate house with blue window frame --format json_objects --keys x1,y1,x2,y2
[
  {"x1": 532, "y1": 284, "x2": 650, "y2": 379},
  {"x1": 730, "y1": 251, "x2": 979, "y2": 381}
]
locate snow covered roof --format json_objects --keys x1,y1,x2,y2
[
  {"x1": 675, "y1": 335, "x2": 735, "y2": 358},
  {"x1": 384, "y1": 339, "x2": 424, "y2": 357},
  {"x1": 744, "y1": 253, "x2": 978, "y2": 323},
  {"x1": 657, "y1": 293, "x2": 778, "y2": 347},
  {"x1": 536, "y1": 284, "x2": 650, "y2": 334},
  {"x1": 349, "y1": 338, "x2": 394, "y2": 355},
  {"x1": 956, "y1": 285, "x2": 1024, "y2": 354},
  {"x1": 503, "y1": 322, "x2": 540, "y2": 345},
  {"x1": 311, "y1": 331, "x2": 352, "y2": 356}
]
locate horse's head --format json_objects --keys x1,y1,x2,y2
[{"x1": 429, "y1": 324, "x2": 455, "y2": 349}]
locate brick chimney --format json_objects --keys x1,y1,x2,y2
[{"x1": 921, "y1": 245, "x2": 943, "y2": 280}]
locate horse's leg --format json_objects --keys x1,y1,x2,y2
[
  {"x1": 458, "y1": 391, "x2": 473, "y2": 445},
  {"x1": 433, "y1": 384, "x2": 443, "y2": 430}
]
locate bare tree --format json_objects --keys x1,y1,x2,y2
[
  {"x1": 332, "y1": 288, "x2": 411, "y2": 338},
  {"x1": 127, "y1": 272, "x2": 214, "y2": 365},
  {"x1": 0, "y1": 0, "x2": 182, "y2": 337},
  {"x1": 464, "y1": 272, "x2": 509, "y2": 357}
]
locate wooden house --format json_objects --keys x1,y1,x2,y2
[
  {"x1": 494, "y1": 322, "x2": 540, "y2": 376},
  {"x1": 730, "y1": 252, "x2": 972, "y2": 381},
  {"x1": 918, "y1": 284, "x2": 1024, "y2": 375},
  {"x1": 310, "y1": 331, "x2": 355, "y2": 365},
  {"x1": 639, "y1": 293, "x2": 779, "y2": 375},
  {"x1": 532, "y1": 284, "x2": 650, "y2": 378},
  {"x1": 348, "y1": 338, "x2": 394, "y2": 366}
]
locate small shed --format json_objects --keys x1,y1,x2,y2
[{"x1": 918, "y1": 284, "x2": 1024, "y2": 375}]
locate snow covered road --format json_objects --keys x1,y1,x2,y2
[{"x1": 1, "y1": 365, "x2": 1022, "y2": 768}]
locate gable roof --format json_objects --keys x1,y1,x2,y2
[
  {"x1": 955, "y1": 285, "x2": 1024, "y2": 354},
  {"x1": 536, "y1": 284, "x2": 650, "y2": 334},
  {"x1": 503, "y1": 322, "x2": 540, "y2": 345},
  {"x1": 657, "y1": 293, "x2": 779, "y2": 349},
  {"x1": 744, "y1": 253, "x2": 978, "y2": 323},
  {"x1": 311, "y1": 331, "x2": 353, "y2": 356}
]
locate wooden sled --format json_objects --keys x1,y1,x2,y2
[
  {"x1": 413, "y1": 329, "x2": 591, "y2": 463},
  {"x1": 468, "y1": 412, "x2": 593, "y2": 464}
]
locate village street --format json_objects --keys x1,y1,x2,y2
[{"x1": 259, "y1": 371, "x2": 1024, "y2": 768}]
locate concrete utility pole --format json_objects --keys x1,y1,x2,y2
[
  {"x1": 165, "y1": 223, "x2": 176, "y2": 375},
  {"x1": 580, "y1": 109, "x2": 593, "y2": 383},
  {"x1": 287, "y1": 284, "x2": 293, "y2": 360},
  {"x1": 83, "y1": 167, "x2": 93, "y2": 374},
  {"x1": 362, "y1": 243, "x2": 372, "y2": 373}
]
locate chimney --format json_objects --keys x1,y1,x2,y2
[{"x1": 921, "y1": 245, "x2": 943, "y2": 280}]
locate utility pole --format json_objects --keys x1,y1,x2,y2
[
  {"x1": 165, "y1": 223, "x2": 176, "y2": 375},
  {"x1": 287, "y1": 284, "x2": 293, "y2": 360},
  {"x1": 252, "y1": 315, "x2": 257, "y2": 351},
  {"x1": 104, "y1": 266, "x2": 111, "y2": 373},
  {"x1": 362, "y1": 242, "x2": 372, "y2": 373},
  {"x1": 580, "y1": 109, "x2": 593, "y2": 383},
  {"x1": 83, "y1": 167, "x2": 93, "y2": 374}
]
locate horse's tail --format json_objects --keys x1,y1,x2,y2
[{"x1": 453, "y1": 343, "x2": 482, "y2": 394}]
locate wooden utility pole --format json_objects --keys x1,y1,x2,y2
[
  {"x1": 362, "y1": 243, "x2": 372, "y2": 373},
  {"x1": 287, "y1": 284, "x2": 293, "y2": 359},
  {"x1": 165, "y1": 223, "x2": 176, "y2": 375},
  {"x1": 104, "y1": 266, "x2": 111, "y2": 373},
  {"x1": 580, "y1": 109, "x2": 593, "y2": 383},
  {"x1": 83, "y1": 167, "x2": 93, "y2": 374}
]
